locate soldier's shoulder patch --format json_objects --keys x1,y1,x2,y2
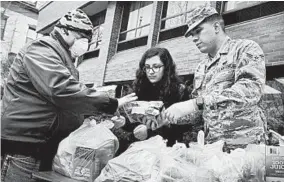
[{"x1": 246, "y1": 53, "x2": 264, "y2": 62}]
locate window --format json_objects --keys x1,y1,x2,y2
[
  {"x1": 26, "y1": 25, "x2": 37, "y2": 43},
  {"x1": 89, "y1": 10, "x2": 106, "y2": 51},
  {"x1": 117, "y1": 1, "x2": 153, "y2": 51},
  {"x1": 223, "y1": 1, "x2": 265, "y2": 13},
  {"x1": 159, "y1": 1, "x2": 208, "y2": 42},
  {"x1": 119, "y1": 1, "x2": 153, "y2": 41},
  {"x1": 1, "y1": 15, "x2": 8, "y2": 40},
  {"x1": 221, "y1": 1, "x2": 284, "y2": 25}
]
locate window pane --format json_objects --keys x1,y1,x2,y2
[
  {"x1": 137, "y1": 25, "x2": 150, "y2": 37},
  {"x1": 162, "y1": 1, "x2": 208, "y2": 30},
  {"x1": 1, "y1": 18, "x2": 7, "y2": 40},
  {"x1": 224, "y1": 1, "x2": 264, "y2": 12},
  {"x1": 1, "y1": 19, "x2": 7, "y2": 28},
  {"x1": 138, "y1": 1, "x2": 153, "y2": 27},
  {"x1": 89, "y1": 10, "x2": 106, "y2": 51},
  {"x1": 127, "y1": 2, "x2": 141, "y2": 30},
  {"x1": 164, "y1": 14, "x2": 185, "y2": 29},
  {"x1": 89, "y1": 24, "x2": 104, "y2": 50},
  {"x1": 119, "y1": 29, "x2": 136, "y2": 41},
  {"x1": 27, "y1": 28, "x2": 37, "y2": 39}
]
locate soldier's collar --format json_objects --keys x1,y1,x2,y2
[
  {"x1": 207, "y1": 36, "x2": 230, "y2": 60},
  {"x1": 218, "y1": 36, "x2": 231, "y2": 54}
]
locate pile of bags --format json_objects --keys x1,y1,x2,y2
[
  {"x1": 95, "y1": 135, "x2": 266, "y2": 182},
  {"x1": 95, "y1": 136, "x2": 203, "y2": 182}
]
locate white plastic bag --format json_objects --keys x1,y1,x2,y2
[
  {"x1": 95, "y1": 136, "x2": 166, "y2": 182},
  {"x1": 96, "y1": 136, "x2": 213, "y2": 182},
  {"x1": 53, "y1": 119, "x2": 119, "y2": 181}
]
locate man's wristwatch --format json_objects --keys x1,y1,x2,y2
[{"x1": 195, "y1": 97, "x2": 204, "y2": 110}]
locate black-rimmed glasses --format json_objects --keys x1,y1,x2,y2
[{"x1": 143, "y1": 65, "x2": 164, "y2": 73}]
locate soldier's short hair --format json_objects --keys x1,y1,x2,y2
[{"x1": 203, "y1": 14, "x2": 225, "y2": 32}]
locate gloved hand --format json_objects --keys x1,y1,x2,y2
[
  {"x1": 133, "y1": 124, "x2": 148, "y2": 140},
  {"x1": 117, "y1": 93, "x2": 138, "y2": 108},
  {"x1": 163, "y1": 99, "x2": 198, "y2": 124}
]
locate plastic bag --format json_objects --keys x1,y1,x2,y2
[
  {"x1": 95, "y1": 136, "x2": 166, "y2": 182},
  {"x1": 123, "y1": 101, "x2": 164, "y2": 124},
  {"x1": 53, "y1": 119, "x2": 119, "y2": 182},
  {"x1": 178, "y1": 140, "x2": 265, "y2": 182},
  {"x1": 93, "y1": 85, "x2": 118, "y2": 98},
  {"x1": 96, "y1": 136, "x2": 214, "y2": 182}
]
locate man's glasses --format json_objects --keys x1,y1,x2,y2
[{"x1": 143, "y1": 65, "x2": 164, "y2": 73}]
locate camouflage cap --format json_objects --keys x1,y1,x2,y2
[
  {"x1": 56, "y1": 9, "x2": 93, "y2": 40},
  {"x1": 184, "y1": 5, "x2": 218, "y2": 38}
]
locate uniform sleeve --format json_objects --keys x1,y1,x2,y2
[
  {"x1": 23, "y1": 41, "x2": 118, "y2": 115},
  {"x1": 203, "y1": 40, "x2": 266, "y2": 110},
  {"x1": 176, "y1": 111, "x2": 203, "y2": 125}
]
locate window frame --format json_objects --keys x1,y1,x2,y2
[
  {"x1": 220, "y1": 1, "x2": 284, "y2": 26},
  {"x1": 1, "y1": 15, "x2": 8, "y2": 41},
  {"x1": 25, "y1": 25, "x2": 37, "y2": 43},
  {"x1": 222, "y1": 1, "x2": 267, "y2": 14}
]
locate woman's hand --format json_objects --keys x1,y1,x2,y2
[
  {"x1": 133, "y1": 124, "x2": 148, "y2": 140},
  {"x1": 142, "y1": 117, "x2": 158, "y2": 130},
  {"x1": 117, "y1": 93, "x2": 138, "y2": 108}
]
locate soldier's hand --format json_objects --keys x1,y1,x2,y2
[
  {"x1": 163, "y1": 99, "x2": 198, "y2": 124},
  {"x1": 117, "y1": 93, "x2": 137, "y2": 108},
  {"x1": 155, "y1": 113, "x2": 169, "y2": 129},
  {"x1": 133, "y1": 124, "x2": 148, "y2": 140}
]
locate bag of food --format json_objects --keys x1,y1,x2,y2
[
  {"x1": 96, "y1": 135, "x2": 215, "y2": 182},
  {"x1": 53, "y1": 119, "x2": 119, "y2": 181},
  {"x1": 95, "y1": 136, "x2": 166, "y2": 182},
  {"x1": 93, "y1": 85, "x2": 118, "y2": 98},
  {"x1": 122, "y1": 101, "x2": 164, "y2": 129}
]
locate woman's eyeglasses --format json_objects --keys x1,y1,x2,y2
[{"x1": 143, "y1": 65, "x2": 164, "y2": 73}]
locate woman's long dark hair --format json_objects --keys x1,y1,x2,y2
[{"x1": 133, "y1": 47, "x2": 182, "y2": 107}]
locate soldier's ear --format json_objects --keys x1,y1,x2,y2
[{"x1": 213, "y1": 21, "x2": 221, "y2": 34}]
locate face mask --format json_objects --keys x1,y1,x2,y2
[{"x1": 69, "y1": 38, "x2": 89, "y2": 58}]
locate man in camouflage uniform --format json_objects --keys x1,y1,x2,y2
[{"x1": 163, "y1": 5, "x2": 267, "y2": 148}]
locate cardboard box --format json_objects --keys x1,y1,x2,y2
[{"x1": 266, "y1": 146, "x2": 284, "y2": 182}]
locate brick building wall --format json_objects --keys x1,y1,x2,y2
[
  {"x1": 104, "y1": 46, "x2": 148, "y2": 82},
  {"x1": 225, "y1": 12, "x2": 284, "y2": 67},
  {"x1": 77, "y1": 57, "x2": 100, "y2": 84}
]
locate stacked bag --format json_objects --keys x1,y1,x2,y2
[{"x1": 53, "y1": 119, "x2": 119, "y2": 181}]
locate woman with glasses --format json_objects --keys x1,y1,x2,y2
[{"x1": 127, "y1": 47, "x2": 198, "y2": 147}]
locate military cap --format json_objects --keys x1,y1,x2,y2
[
  {"x1": 56, "y1": 9, "x2": 93, "y2": 41},
  {"x1": 184, "y1": 5, "x2": 218, "y2": 38}
]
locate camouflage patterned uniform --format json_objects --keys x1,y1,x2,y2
[{"x1": 191, "y1": 36, "x2": 267, "y2": 146}]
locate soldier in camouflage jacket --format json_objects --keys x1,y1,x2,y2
[{"x1": 162, "y1": 5, "x2": 267, "y2": 148}]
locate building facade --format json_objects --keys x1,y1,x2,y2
[
  {"x1": 1, "y1": 1, "x2": 39, "y2": 60},
  {"x1": 37, "y1": 1, "x2": 284, "y2": 87}
]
